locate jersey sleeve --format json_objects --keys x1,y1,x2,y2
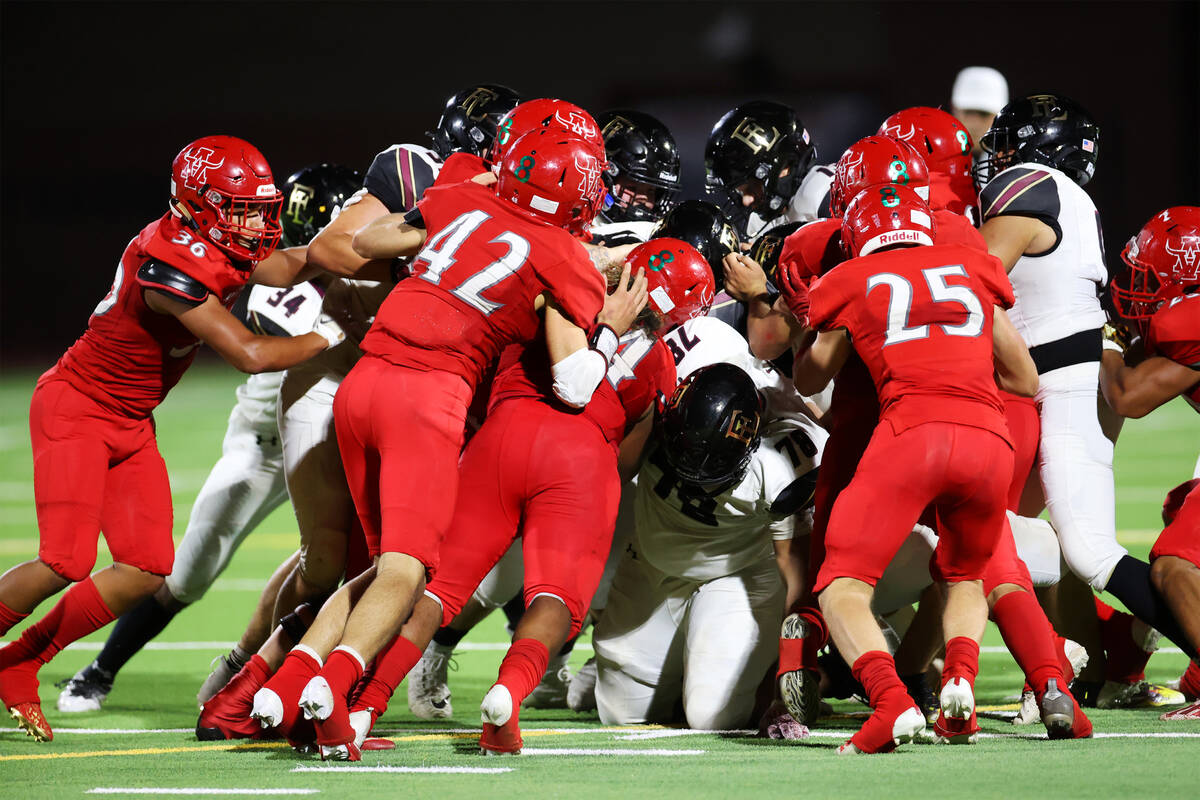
[
  {"x1": 434, "y1": 152, "x2": 487, "y2": 187},
  {"x1": 972, "y1": 251, "x2": 1016, "y2": 309},
  {"x1": 363, "y1": 144, "x2": 440, "y2": 213},
  {"x1": 805, "y1": 270, "x2": 851, "y2": 332},
  {"x1": 934, "y1": 210, "x2": 987, "y2": 251},
  {"x1": 1148, "y1": 299, "x2": 1200, "y2": 369},
  {"x1": 978, "y1": 166, "x2": 1062, "y2": 241},
  {"x1": 538, "y1": 249, "x2": 606, "y2": 330},
  {"x1": 136, "y1": 260, "x2": 210, "y2": 307}
]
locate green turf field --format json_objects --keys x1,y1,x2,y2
[{"x1": 1, "y1": 361, "x2": 1197, "y2": 799}]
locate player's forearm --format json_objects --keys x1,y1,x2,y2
[
  {"x1": 1099, "y1": 351, "x2": 1184, "y2": 419},
  {"x1": 250, "y1": 246, "x2": 311, "y2": 287},
  {"x1": 992, "y1": 308, "x2": 1038, "y2": 397},
  {"x1": 351, "y1": 214, "x2": 425, "y2": 261},
  {"x1": 221, "y1": 333, "x2": 327, "y2": 374},
  {"x1": 748, "y1": 312, "x2": 792, "y2": 361},
  {"x1": 774, "y1": 538, "x2": 807, "y2": 610}
]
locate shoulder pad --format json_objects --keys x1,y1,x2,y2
[
  {"x1": 136, "y1": 260, "x2": 209, "y2": 307},
  {"x1": 364, "y1": 143, "x2": 441, "y2": 213},
  {"x1": 769, "y1": 466, "x2": 820, "y2": 516},
  {"x1": 980, "y1": 166, "x2": 1061, "y2": 224}
]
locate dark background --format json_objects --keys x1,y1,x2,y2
[{"x1": 2, "y1": 0, "x2": 1197, "y2": 367}]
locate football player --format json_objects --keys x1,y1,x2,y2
[
  {"x1": 0, "y1": 136, "x2": 347, "y2": 742},
  {"x1": 793, "y1": 186, "x2": 1082, "y2": 753},
  {"x1": 248, "y1": 129, "x2": 628, "y2": 759},
  {"x1": 54, "y1": 163, "x2": 362, "y2": 715},
  {"x1": 590, "y1": 110, "x2": 682, "y2": 245},
  {"x1": 977, "y1": 94, "x2": 1196, "y2": 658},
  {"x1": 339, "y1": 241, "x2": 711, "y2": 756},
  {"x1": 593, "y1": 360, "x2": 824, "y2": 732},
  {"x1": 704, "y1": 101, "x2": 818, "y2": 240},
  {"x1": 1104, "y1": 206, "x2": 1200, "y2": 714},
  {"x1": 878, "y1": 106, "x2": 978, "y2": 220}
]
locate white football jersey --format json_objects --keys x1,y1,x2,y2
[
  {"x1": 979, "y1": 164, "x2": 1108, "y2": 347},
  {"x1": 591, "y1": 219, "x2": 656, "y2": 246}
]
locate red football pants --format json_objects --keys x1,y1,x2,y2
[
  {"x1": 1151, "y1": 480, "x2": 1200, "y2": 567},
  {"x1": 426, "y1": 398, "x2": 620, "y2": 637},
  {"x1": 816, "y1": 421, "x2": 1013, "y2": 592},
  {"x1": 29, "y1": 377, "x2": 174, "y2": 581},
  {"x1": 332, "y1": 355, "x2": 473, "y2": 573},
  {"x1": 1002, "y1": 392, "x2": 1040, "y2": 512}
]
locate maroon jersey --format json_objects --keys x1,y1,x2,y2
[
  {"x1": 808, "y1": 244, "x2": 1015, "y2": 439},
  {"x1": 51, "y1": 213, "x2": 250, "y2": 418},
  {"x1": 435, "y1": 152, "x2": 488, "y2": 187},
  {"x1": 490, "y1": 330, "x2": 676, "y2": 451},
  {"x1": 1146, "y1": 292, "x2": 1200, "y2": 411},
  {"x1": 361, "y1": 181, "x2": 605, "y2": 390}
]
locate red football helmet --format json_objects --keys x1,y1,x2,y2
[
  {"x1": 169, "y1": 135, "x2": 283, "y2": 262},
  {"x1": 1111, "y1": 206, "x2": 1200, "y2": 323},
  {"x1": 496, "y1": 128, "x2": 608, "y2": 236},
  {"x1": 878, "y1": 107, "x2": 973, "y2": 181},
  {"x1": 840, "y1": 184, "x2": 936, "y2": 259},
  {"x1": 830, "y1": 136, "x2": 930, "y2": 218},
  {"x1": 628, "y1": 238, "x2": 716, "y2": 334},
  {"x1": 488, "y1": 98, "x2": 604, "y2": 166}
]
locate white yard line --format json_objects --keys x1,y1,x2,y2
[
  {"x1": 292, "y1": 766, "x2": 511, "y2": 774},
  {"x1": 520, "y1": 748, "x2": 706, "y2": 756},
  {"x1": 87, "y1": 791, "x2": 317, "y2": 796}
]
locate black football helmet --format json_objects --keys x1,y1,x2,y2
[
  {"x1": 427, "y1": 84, "x2": 521, "y2": 159},
  {"x1": 704, "y1": 101, "x2": 817, "y2": 236},
  {"x1": 658, "y1": 363, "x2": 763, "y2": 490},
  {"x1": 280, "y1": 163, "x2": 364, "y2": 247},
  {"x1": 748, "y1": 221, "x2": 805, "y2": 283},
  {"x1": 651, "y1": 199, "x2": 742, "y2": 290},
  {"x1": 595, "y1": 110, "x2": 682, "y2": 223},
  {"x1": 975, "y1": 93, "x2": 1100, "y2": 188}
]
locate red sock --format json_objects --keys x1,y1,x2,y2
[
  {"x1": 244, "y1": 654, "x2": 271, "y2": 686},
  {"x1": 0, "y1": 600, "x2": 29, "y2": 637},
  {"x1": 847, "y1": 650, "x2": 918, "y2": 753},
  {"x1": 992, "y1": 590, "x2": 1064, "y2": 694},
  {"x1": 1100, "y1": 607, "x2": 1151, "y2": 684},
  {"x1": 1179, "y1": 661, "x2": 1200, "y2": 700},
  {"x1": 353, "y1": 635, "x2": 422, "y2": 715},
  {"x1": 265, "y1": 648, "x2": 321, "y2": 703},
  {"x1": 1094, "y1": 596, "x2": 1117, "y2": 623},
  {"x1": 495, "y1": 638, "x2": 550, "y2": 707},
  {"x1": 321, "y1": 647, "x2": 365, "y2": 701},
  {"x1": 942, "y1": 637, "x2": 980, "y2": 689},
  {"x1": 0, "y1": 578, "x2": 114, "y2": 670}
]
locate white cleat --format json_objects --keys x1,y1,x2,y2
[
  {"x1": 1013, "y1": 689, "x2": 1040, "y2": 725},
  {"x1": 940, "y1": 677, "x2": 975, "y2": 719},
  {"x1": 56, "y1": 662, "x2": 113, "y2": 713},
  {"x1": 250, "y1": 687, "x2": 285, "y2": 729},
  {"x1": 522, "y1": 653, "x2": 572, "y2": 709},
  {"x1": 1063, "y1": 638, "x2": 1089, "y2": 678},
  {"x1": 567, "y1": 657, "x2": 598, "y2": 712},
  {"x1": 298, "y1": 676, "x2": 335, "y2": 722},
  {"x1": 348, "y1": 708, "x2": 373, "y2": 748},
  {"x1": 481, "y1": 684, "x2": 514, "y2": 727},
  {"x1": 892, "y1": 706, "x2": 928, "y2": 746},
  {"x1": 407, "y1": 641, "x2": 454, "y2": 720}
]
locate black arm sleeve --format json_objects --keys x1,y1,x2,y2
[
  {"x1": 363, "y1": 144, "x2": 438, "y2": 213},
  {"x1": 136, "y1": 260, "x2": 209, "y2": 307}
]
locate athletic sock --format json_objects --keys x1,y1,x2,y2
[
  {"x1": 353, "y1": 636, "x2": 422, "y2": 715},
  {"x1": 0, "y1": 578, "x2": 115, "y2": 671},
  {"x1": 1106, "y1": 556, "x2": 1198, "y2": 659},
  {"x1": 432, "y1": 624, "x2": 469, "y2": 649},
  {"x1": 848, "y1": 650, "x2": 917, "y2": 753},
  {"x1": 0, "y1": 599, "x2": 29, "y2": 636},
  {"x1": 992, "y1": 590, "x2": 1063, "y2": 694},
  {"x1": 94, "y1": 594, "x2": 180, "y2": 676},
  {"x1": 1099, "y1": 606, "x2": 1152, "y2": 683},
  {"x1": 322, "y1": 646, "x2": 365, "y2": 701},
  {"x1": 942, "y1": 637, "x2": 980, "y2": 689},
  {"x1": 495, "y1": 638, "x2": 550, "y2": 707}
]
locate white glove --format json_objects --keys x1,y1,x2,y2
[{"x1": 312, "y1": 313, "x2": 346, "y2": 350}]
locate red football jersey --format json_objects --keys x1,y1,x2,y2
[
  {"x1": 808, "y1": 244, "x2": 1015, "y2": 439},
  {"x1": 1146, "y1": 293, "x2": 1200, "y2": 411},
  {"x1": 489, "y1": 330, "x2": 676, "y2": 451},
  {"x1": 929, "y1": 172, "x2": 978, "y2": 220},
  {"x1": 52, "y1": 213, "x2": 250, "y2": 418},
  {"x1": 435, "y1": 152, "x2": 489, "y2": 187},
  {"x1": 362, "y1": 181, "x2": 605, "y2": 390}
]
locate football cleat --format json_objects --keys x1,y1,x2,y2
[
  {"x1": 9, "y1": 701, "x2": 52, "y2": 742},
  {"x1": 1160, "y1": 700, "x2": 1200, "y2": 721},
  {"x1": 567, "y1": 656, "x2": 598, "y2": 712},
  {"x1": 56, "y1": 661, "x2": 114, "y2": 713},
  {"x1": 839, "y1": 706, "x2": 925, "y2": 755},
  {"x1": 298, "y1": 676, "x2": 335, "y2": 722},
  {"x1": 197, "y1": 650, "x2": 245, "y2": 708},
  {"x1": 348, "y1": 707, "x2": 377, "y2": 749},
  {"x1": 1013, "y1": 689, "x2": 1041, "y2": 725},
  {"x1": 934, "y1": 678, "x2": 979, "y2": 745},
  {"x1": 1096, "y1": 679, "x2": 1185, "y2": 709},
  {"x1": 251, "y1": 687, "x2": 286, "y2": 729},
  {"x1": 196, "y1": 662, "x2": 271, "y2": 741},
  {"x1": 480, "y1": 684, "x2": 521, "y2": 755},
  {"x1": 778, "y1": 613, "x2": 822, "y2": 726},
  {"x1": 319, "y1": 741, "x2": 362, "y2": 762},
  {"x1": 522, "y1": 653, "x2": 572, "y2": 709},
  {"x1": 408, "y1": 641, "x2": 455, "y2": 720},
  {"x1": 481, "y1": 684, "x2": 514, "y2": 727},
  {"x1": 1039, "y1": 679, "x2": 1079, "y2": 739},
  {"x1": 900, "y1": 672, "x2": 940, "y2": 724}
]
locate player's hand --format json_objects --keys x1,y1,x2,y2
[
  {"x1": 598, "y1": 262, "x2": 648, "y2": 336},
  {"x1": 311, "y1": 313, "x2": 347, "y2": 350},
  {"x1": 586, "y1": 242, "x2": 638, "y2": 277},
  {"x1": 1102, "y1": 321, "x2": 1140, "y2": 356},
  {"x1": 758, "y1": 700, "x2": 810, "y2": 740},
  {"x1": 722, "y1": 253, "x2": 768, "y2": 302},
  {"x1": 471, "y1": 171, "x2": 498, "y2": 187},
  {"x1": 775, "y1": 264, "x2": 811, "y2": 328}
]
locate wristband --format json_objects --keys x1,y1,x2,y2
[
  {"x1": 1101, "y1": 338, "x2": 1125, "y2": 355},
  {"x1": 590, "y1": 324, "x2": 619, "y2": 361}
]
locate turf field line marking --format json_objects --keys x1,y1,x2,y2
[
  {"x1": 372, "y1": 725, "x2": 656, "y2": 735},
  {"x1": 293, "y1": 766, "x2": 512, "y2": 774},
  {"x1": 615, "y1": 729, "x2": 753, "y2": 740},
  {"x1": 87, "y1": 790, "x2": 317, "y2": 796},
  {"x1": 796, "y1": 730, "x2": 1200, "y2": 740},
  {"x1": 0, "y1": 741, "x2": 291, "y2": 762},
  {"x1": 57, "y1": 728, "x2": 194, "y2": 734},
  {"x1": 519, "y1": 748, "x2": 706, "y2": 756}
]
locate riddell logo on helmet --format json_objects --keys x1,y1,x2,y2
[
  {"x1": 555, "y1": 110, "x2": 598, "y2": 140},
  {"x1": 731, "y1": 120, "x2": 781, "y2": 154},
  {"x1": 879, "y1": 231, "x2": 924, "y2": 245},
  {"x1": 182, "y1": 148, "x2": 225, "y2": 190}
]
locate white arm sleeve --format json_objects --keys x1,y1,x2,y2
[{"x1": 551, "y1": 346, "x2": 608, "y2": 409}]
